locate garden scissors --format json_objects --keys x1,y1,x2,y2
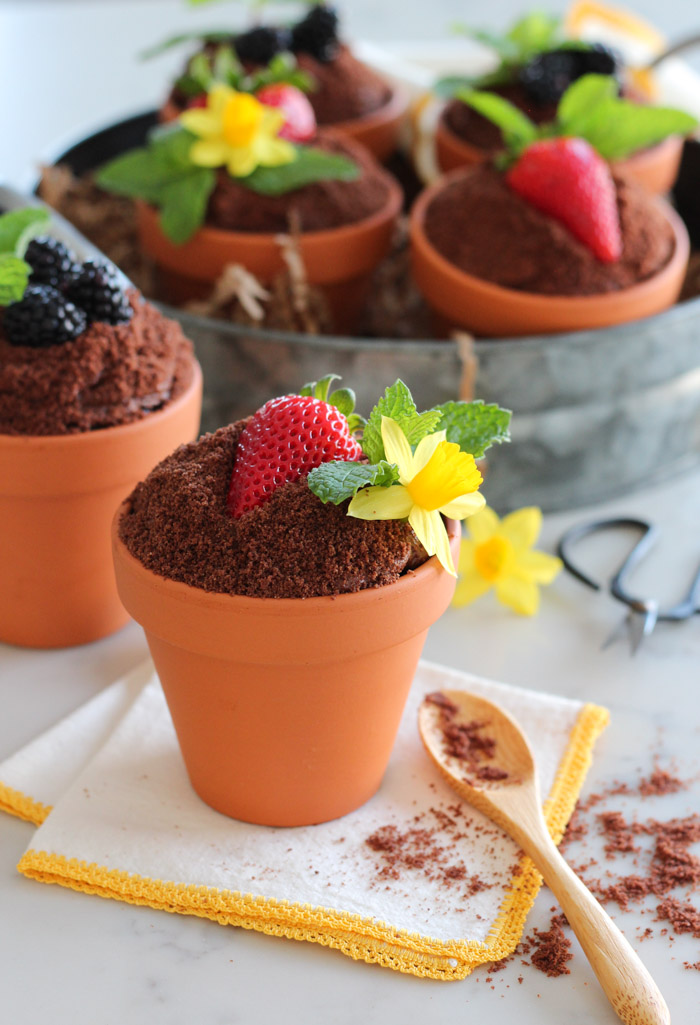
[{"x1": 557, "y1": 517, "x2": 700, "y2": 654}]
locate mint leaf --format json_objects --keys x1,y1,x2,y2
[
  {"x1": 434, "y1": 69, "x2": 511, "y2": 99},
  {"x1": 506, "y1": 12, "x2": 560, "y2": 60},
  {"x1": 457, "y1": 90, "x2": 538, "y2": 151},
  {"x1": 242, "y1": 147, "x2": 359, "y2": 196},
  {"x1": 0, "y1": 254, "x2": 31, "y2": 305},
  {"x1": 0, "y1": 208, "x2": 50, "y2": 256},
  {"x1": 96, "y1": 129, "x2": 195, "y2": 202},
  {"x1": 361, "y1": 380, "x2": 418, "y2": 463},
  {"x1": 581, "y1": 99, "x2": 698, "y2": 161},
  {"x1": 556, "y1": 73, "x2": 619, "y2": 135},
  {"x1": 158, "y1": 168, "x2": 216, "y2": 244},
  {"x1": 402, "y1": 409, "x2": 444, "y2": 445},
  {"x1": 433, "y1": 400, "x2": 512, "y2": 459},
  {"x1": 308, "y1": 460, "x2": 399, "y2": 505}
]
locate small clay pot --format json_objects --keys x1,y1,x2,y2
[
  {"x1": 0, "y1": 364, "x2": 202, "y2": 649},
  {"x1": 161, "y1": 85, "x2": 409, "y2": 163},
  {"x1": 112, "y1": 512, "x2": 460, "y2": 827},
  {"x1": 410, "y1": 170, "x2": 690, "y2": 338},
  {"x1": 136, "y1": 167, "x2": 402, "y2": 333},
  {"x1": 435, "y1": 108, "x2": 685, "y2": 195}
]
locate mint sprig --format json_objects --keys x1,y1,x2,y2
[
  {"x1": 308, "y1": 460, "x2": 399, "y2": 505},
  {"x1": 175, "y1": 46, "x2": 313, "y2": 98},
  {"x1": 436, "y1": 12, "x2": 562, "y2": 98},
  {"x1": 97, "y1": 125, "x2": 358, "y2": 244},
  {"x1": 0, "y1": 207, "x2": 51, "y2": 305},
  {"x1": 241, "y1": 147, "x2": 358, "y2": 197},
  {"x1": 361, "y1": 381, "x2": 443, "y2": 464},
  {"x1": 432, "y1": 399, "x2": 512, "y2": 460},
  {"x1": 458, "y1": 73, "x2": 698, "y2": 163}
]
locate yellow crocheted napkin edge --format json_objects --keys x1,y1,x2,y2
[
  {"x1": 0, "y1": 782, "x2": 50, "y2": 826},
  {"x1": 15, "y1": 702, "x2": 608, "y2": 981}
]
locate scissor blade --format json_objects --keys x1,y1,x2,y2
[{"x1": 601, "y1": 603, "x2": 659, "y2": 655}]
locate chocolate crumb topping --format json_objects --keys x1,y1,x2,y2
[
  {"x1": 119, "y1": 422, "x2": 428, "y2": 598},
  {"x1": 0, "y1": 293, "x2": 195, "y2": 436}
]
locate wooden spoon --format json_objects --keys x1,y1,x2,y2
[{"x1": 418, "y1": 690, "x2": 670, "y2": 1025}]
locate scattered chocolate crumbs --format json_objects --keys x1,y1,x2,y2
[
  {"x1": 119, "y1": 422, "x2": 427, "y2": 598},
  {"x1": 639, "y1": 769, "x2": 686, "y2": 797},
  {"x1": 527, "y1": 915, "x2": 573, "y2": 978},
  {"x1": 0, "y1": 294, "x2": 195, "y2": 436}
]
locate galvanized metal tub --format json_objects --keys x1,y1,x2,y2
[{"x1": 36, "y1": 112, "x2": 700, "y2": 511}]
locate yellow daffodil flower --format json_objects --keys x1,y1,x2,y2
[
  {"x1": 454, "y1": 505, "x2": 562, "y2": 615},
  {"x1": 347, "y1": 417, "x2": 485, "y2": 576},
  {"x1": 180, "y1": 85, "x2": 295, "y2": 178}
]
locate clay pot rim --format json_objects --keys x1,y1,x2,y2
[
  {"x1": 410, "y1": 167, "x2": 690, "y2": 314},
  {"x1": 113, "y1": 504, "x2": 459, "y2": 614},
  {"x1": 436, "y1": 104, "x2": 683, "y2": 170},
  {"x1": 328, "y1": 82, "x2": 410, "y2": 133},
  {"x1": 0, "y1": 360, "x2": 203, "y2": 453},
  {"x1": 136, "y1": 158, "x2": 403, "y2": 252}
]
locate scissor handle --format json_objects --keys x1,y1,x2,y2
[{"x1": 557, "y1": 518, "x2": 658, "y2": 598}]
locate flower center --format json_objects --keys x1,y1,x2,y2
[
  {"x1": 222, "y1": 94, "x2": 264, "y2": 147},
  {"x1": 474, "y1": 536, "x2": 513, "y2": 582},
  {"x1": 407, "y1": 441, "x2": 482, "y2": 512}
]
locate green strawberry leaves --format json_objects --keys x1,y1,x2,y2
[
  {"x1": 307, "y1": 460, "x2": 400, "y2": 505},
  {"x1": 0, "y1": 207, "x2": 51, "y2": 305},
  {"x1": 457, "y1": 73, "x2": 698, "y2": 163}
]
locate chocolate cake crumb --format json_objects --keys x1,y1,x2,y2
[
  {"x1": 424, "y1": 165, "x2": 675, "y2": 297},
  {"x1": 527, "y1": 915, "x2": 573, "y2": 977},
  {"x1": 655, "y1": 898, "x2": 700, "y2": 938},
  {"x1": 207, "y1": 132, "x2": 392, "y2": 234},
  {"x1": 0, "y1": 293, "x2": 194, "y2": 436},
  {"x1": 298, "y1": 46, "x2": 391, "y2": 124},
  {"x1": 639, "y1": 769, "x2": 686, "y2": 797},
  {"x1": 119, "y1": 422, "x2": 427, "y2": 598}
]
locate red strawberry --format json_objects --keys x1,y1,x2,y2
[
  {"x1": 185, "y1": 94, "x2": 208, "y2": 109},
  {"x1": 256, "y1": 84, "x2": 317, "y2": 143},
  {"x1": 506, "y1": 137, "x2": 622, "y2": 263},
  {"x1": 228, "y1": 394, "x2": 363, "y2": 517}
]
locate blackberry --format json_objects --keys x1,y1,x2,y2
[
  {"x1": 66, "y1": 261, "x2": 133, "y2": 325},
  {"x1": 233, "y1": 26, "x2": 287, "y2": 65},
  {"x1": 3, "y1": 285, "x2": 87, "y2": 348},
  {"x1": 25, "y1": 236, "x2": 80, "y2": 290},
  {"x1": 519, "y1": 49, "x2": 581, "y2": 106},
  {"x1": 519, "y1": 44, "x2": 623, "y2": 107},
  {"x1": 291, "y1": 4, "x2": 339, "y2": 62}
]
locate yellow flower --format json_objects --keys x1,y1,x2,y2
[
  {"x1": 454, "y1": 505, "x2": 562, "y2": 615},
  {"x1": 180, "y1": 85, "x2": 295, "y2": 178},
  {"x1": 347, "y1": 417, "x2": 485, "y2": 576}
]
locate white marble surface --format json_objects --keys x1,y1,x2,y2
[{"x1": 2, "y1": 467, "x2": 699, "y2": 1024}]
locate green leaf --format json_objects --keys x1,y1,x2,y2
[
  {"x1": 140, "y1": 29, "x2": 232, "y2": 61},
  {"x1": 457, "y1": 90, "x2": 538, "y2": 151},
  {"x1": 434, "y1": 69, "x2": 513, "y2": 99},
  {"x1": 580, "y1": 99, "x2": 698, "y2": 161},
  {"x1": 157, "y1": 168, "x2": 216, "y2": 244},
  {"x1": 0, "y1": 208, "x2": 50, "y2": 256},
  {"x1": 307, "y1": 460, "x2": 399, "y2": 505},
  {"x1": 96, "y1": 129, "x2": 195, "y2": 201},
  {"x1": 327, "y1": 388, "x2": 355, "y2": 418},
  {"x1": 360, "y1": 381, "x2": 442, "y2": 463},
  {"x1": 506, "y1": 12, "x2": 561, "y2": 60},
  {"x1": 0, "y1": 254, "x2": 31, "y2": 305},
  {"x1": 242, "y1": 147, "x2": 359, "y2": 196},
  {"x1": 556, "y1": 73, "x2": 619, "y2": 135},
  {"x1": 433, "y1": 400, "x2": 512, "y2": 459}
]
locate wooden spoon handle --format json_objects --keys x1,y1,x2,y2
[{"x1": 528, "y1": 835, "x2": 670, "y2": 1025}]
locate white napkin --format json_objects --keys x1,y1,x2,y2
[{"x1": 0, "y1": 660, "x2": 607, "y2": 980}]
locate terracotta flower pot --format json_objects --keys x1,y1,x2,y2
[
  {"x1": 112, "y1": 512, "x2": 460, "y2": 827},
  {"x1": 435, "y1": 108, "x2": 685, "y2": 195},
  {"x1": 0, "y1": 364, "x2": 202, "y2": 650},
  {"x1": 410, "y1": 170, "x2": 690, "y2": 338},
  {"x1": 161, "y1": 85, "x2": 409, "y2": 163},
  {"x1": 136, "y1": 166, "x2": 402, "y2": 333}
]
